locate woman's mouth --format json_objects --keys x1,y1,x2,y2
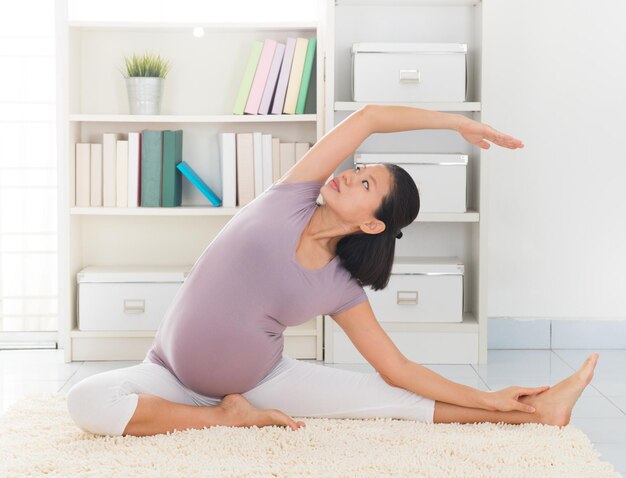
[{"x1": 330, "y1": 178, "x2": 340, "y2": 192}]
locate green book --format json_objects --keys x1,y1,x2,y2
[
  {"x1": 141, "y1": 130, "x2": 163, "y2": 207},
  {"x1": 296, "y1": 38, "x2": 317, "y2": 114},
  {"x1": 162, "y1": 130, "x2": 183, "y2": 207},
  {"x1": 233, "y1": 41, "x2": 264, "y2": 115}
]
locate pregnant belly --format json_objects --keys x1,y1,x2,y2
[{"x1": 169, "y1": 328, "x2": 285, "y2": 398}]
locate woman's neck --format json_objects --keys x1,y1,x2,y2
[{"x1": 303, "y1": 205, "x2": 352, "y2": 255}]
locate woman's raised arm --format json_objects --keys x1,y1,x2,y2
[
  {"x1": 277, "y1": 104, "x2": 524, "y2": 186},
  {"x1": 277, "y1": 106, "x2": 373, "y2": 185}
]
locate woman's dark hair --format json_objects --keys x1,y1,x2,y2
[{"x1": 336, "y1": 163, "x2": 420, "y2": 291}]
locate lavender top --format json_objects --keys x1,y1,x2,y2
[{"x1": 146, "y1": 181, "x2": 368, "y2": 398}]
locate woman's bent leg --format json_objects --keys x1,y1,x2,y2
[
  {"x1": 66, "y1": 361, "x2": 221, "y2": 437},
  {"x1": 66, "y1": 360, "x2": 305, "y2": 437},
  {"x1": 242, "y1": 357, "x2": 435, "y2": 423}
]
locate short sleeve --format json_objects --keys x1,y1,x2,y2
[{"x1": 328, "y1": 279, "x2": 368, "y2": 316}]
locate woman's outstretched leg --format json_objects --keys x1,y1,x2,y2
[{"x1": 433, "y1": 352, "x2": 599, "y2": 426}]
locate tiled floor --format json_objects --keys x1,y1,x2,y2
[{"x1": 1, "y1": 348, "x2": 624, "y2": 476}]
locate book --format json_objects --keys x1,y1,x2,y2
[
  {"x1": 236, "y1": 132, "x2": 255, "y2": 206},
  {"x1": 116, "y1": 140, "x2": 128, "y2": 207},
  {"x1": 233, "y1": 41, "x2": 264, "y2": 115},
  {"x1": 252, "y1": 131, "x2": 263, "y2": 197},
  {"x1": 271, "y1": 37, "x2": 296, "y2": 115},
  {"x1": 90, "y1": 143, "x2": 102, "y2": 207},
  {"x1": 162, "y1": 130, "x2": 183, "y2": 207},
  {"x1": 127, "y1": 132, "x2": 141, "y2": 208},
  {"x1": 283, "y1": 38, "x2": 309, "y2": 114},
  {"x1": 272, "y1": 137, "x2": 280, "y2": 182},
  {"x1": 141, "y1": 130, "x2": 163, "y2": 207},
  {"x1": 296, "y1": 38, "x2": 317, "y2": 114},
  {"x1": 279, "y1": 142, "x2": 296, "y2": 177},
  {"x1": 245, "y1": 39, "x2": 277, "y2": 115},
  {"x1": 177, "y1": 161, "x2": 222, "y2": 207},
  {"x1": 262, "y1": 134, "x2": 273, "y2": 192},
  {"x1": 303, "y1": 56, "x2": 317, "y2": 114},
  {"x1": 75, "y1": 143, "x2": 90, "y2": 207},
  {"x1": 219, "y1": 132, "x2": 237, "y2": 208},
  {"x1": 259, "y1": 42, "x2": 286, "y2": 115},
  {"x1": 102, "y1": 133, "x2": 119, "y2": 207}
]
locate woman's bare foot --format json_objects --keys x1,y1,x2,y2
[
  {"x1": 520, "y1": 352, "x2": 599, "y2": 427},
  {"x1": 218, "y1": 394, "x2": 305, "y2": 431}
]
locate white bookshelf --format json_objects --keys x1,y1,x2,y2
[
  {"x1": 57, "y1": 0, "x2": 488, "y2": 365},
  {"x1": 323, "y1": 0, "x2": 488, "y2": 364},
  {"x1": 56, "y1": 1, "x2": 326, "y2": 362}
]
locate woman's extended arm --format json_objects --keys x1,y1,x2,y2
[
  {"x1": 333, "y1": 300, "x2": 545, "y2": 413},
  {"x1": 365, "y1": 104, "x2": 524, "y2": 150},
  {"x1": 277, "y1": 104, "x2": 523, "y2": 186},
  {"x1": 390, "y1": 360, "x2": 548, "y2": 413}
]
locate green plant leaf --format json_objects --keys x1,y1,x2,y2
[{"x1": 122, "y1": 51, "x2": 170, "y2": 78}]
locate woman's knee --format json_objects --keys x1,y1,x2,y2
[{"x1": 66, "y1": 374, "x2": 139, "y2": 436}]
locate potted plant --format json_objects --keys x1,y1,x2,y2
[{"x1": 122, "y1": 52, "x2": 170, "y2": 115}]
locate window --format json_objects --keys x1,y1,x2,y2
[{"x1": 0, "y1": 1, "x2": 57, "y2": 345}]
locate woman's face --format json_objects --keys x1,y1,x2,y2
[{"x1": 320, "y1": 163, "x2": 393, "y2": 232}]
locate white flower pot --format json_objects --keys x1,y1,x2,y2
[{"x1": 125, "y1": 77, "x2": 164, "y2": 115}]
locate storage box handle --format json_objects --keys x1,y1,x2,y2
[
  {"x1": 124, "y1": 299, "x2": 145, "y2": 314},
  {"x1": 399, "y1": 69, "x2": 420, "y2": 83},
  {"x1": 397, "y1": 290, "x2": 418, "y2": 305}
]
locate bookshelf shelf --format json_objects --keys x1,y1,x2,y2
[
  {"x1": 70, "y1": 207, "x2": 241, "y2": 216},
  {"x1": 69, "y1": 207, "x2": 479, "y2": 222},
  {"x1": 69, "y1": 114, "x2": 318, "y2": 123},
  {"x1": 68, "y1": 21, "x2": 319, "y2": 32}
]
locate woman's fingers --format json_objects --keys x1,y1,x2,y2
[
  {"x1": 518, "y1": 385, "x2": 551, "y2": 396},
  {"x1": 485, "y1": 126, "x2": 524, "y2": 149}
]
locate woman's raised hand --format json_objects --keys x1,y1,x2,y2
[{"x1": 457, "y1": 117, "x2": 525, "y2": 150}]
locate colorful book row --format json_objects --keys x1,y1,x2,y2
[
  {"x1": 74, "y1": 131, "x2": 310, "y2": 208},
  {"x1": 234, "y1": 37, "x2": 317, "y2": 115}
]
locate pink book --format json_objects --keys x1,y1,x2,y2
[
  {"x1": 271, "y1": 38, "x2": 296, "y2": 115},
  {"x1": 258, "y1": 42, "x2": 286, "y2": 115},
  {"x1": 244, "y1": 39, "x2": 277, "y2": 115}
]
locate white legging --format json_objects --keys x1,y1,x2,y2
[{"x1": 66, "y1": 355, "x2": 435, "y2": 436}]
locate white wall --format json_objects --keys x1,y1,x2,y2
[{"x1": 483, "y1": 0, "x2": 626, "y2": 320}]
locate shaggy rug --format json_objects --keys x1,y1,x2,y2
[{"x1": 0, "y1": 393, "x2": 619, "y2": 478}]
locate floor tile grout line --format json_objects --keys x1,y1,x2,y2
[
  {"x1": 57, "y1": 362, "x2": 84, "y2": 393},
  {"x1": 469, "y1": 363, "x2": 493, "y2": 391},
  {"x1": 552, "y1": 350, "x2": 626, "y2": 417}
]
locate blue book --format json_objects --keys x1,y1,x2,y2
[{"x1": 177, "y1": 161, "x2": 222, "y2": 207}]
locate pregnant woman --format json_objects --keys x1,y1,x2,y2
[{"x1": 67, "y1": 105, "x2": 599, "y2": 437}]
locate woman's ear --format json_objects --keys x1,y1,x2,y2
[{"x1": 360, "y1": 220, "x2": 386, "y2": 235}]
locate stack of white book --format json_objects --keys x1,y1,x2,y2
[
  {"x1": 219, "y1": 132, "x2": 310, "y2": 208},
  {"x1": 75, "y1": 132, "x2": 141, "y2": 208}
]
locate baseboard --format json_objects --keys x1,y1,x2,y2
[{"x1": 488, "y1": 318, "x2": 626, "y2": 349}]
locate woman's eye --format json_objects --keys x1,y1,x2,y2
[{"x1": 362, "y1": 180, "x2": 369, "y2": 190}]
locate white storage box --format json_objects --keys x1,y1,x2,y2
[
  {"x1": 365, "y1": 257, "x2": 464, "y2": 323},
  {"x1": 352, "y1": 43, "x2": 467, "y2": 102},
  {"x1": 77, "y1": 265, "x2": 192, "y2": 331},
  {"x1": 355, "y1": 153, "x2": 467, "y2": 213}
]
